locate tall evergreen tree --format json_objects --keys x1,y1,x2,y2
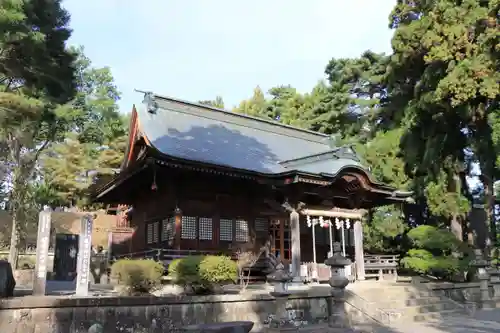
[
  {"x1": 0, "y1": 0, "x2": 78, "y2": 267},
  {"x1": 387, "y1": 0, "x2": 499, "y2": 245}
]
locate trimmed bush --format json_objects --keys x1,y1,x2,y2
[
  {"x1": 401, "y1": 225, "x2": 472, "y2": 281},
  {"x1": 168, "y1": 255, "x2": 237, "y2": 294},
  {"x1": 199, "y1": 255, "x2": 237, "y2": 284},
  {"x1": 111, "y1": 259, "x2": 164, "y2": 295}
]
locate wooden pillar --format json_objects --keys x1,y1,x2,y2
[
  {"x1": 354, "y1": 220, "x2": 365, "y2": 280},
  {"x1": 174, "y1": 208, "x2": 182, "y2": 250},
  {"x1": 290, "y1": 210, "x2": 301, "y2": 279}
]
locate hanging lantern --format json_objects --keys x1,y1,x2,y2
[
  {"x1": 306, "y1": 215, "x2": 312, "y2": 227},
  {"x1": 345, "y1": 218, "x2": 351, "y2": 229}
]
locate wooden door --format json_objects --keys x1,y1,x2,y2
[{"x1": 270, "y1": 218, "x2": 291, "y2": 263}]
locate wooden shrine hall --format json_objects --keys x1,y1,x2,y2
[{"x1": 93, "y1": 92, "x2": 412, "y2": 281}]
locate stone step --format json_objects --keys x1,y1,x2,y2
[
  {"x1": 399, "y1": 301, "x2": 462, "y2": 316},
  {"x1": 411, "y1": 308, "x2": 467, "y2": 322},
  {"x1": 371, "y1": 296, "x2": 449, "y2": 308},
  {"x1": 355, "y1": 289, "x2": 439, "y2": 300},
  {"x1": 380, "y1": 302, "x2": 466, "y2": 323}
]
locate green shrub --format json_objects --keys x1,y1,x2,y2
[
  {"x1": 111, "y1": 259, "x2": 164, "y2": 294},
  {"x1": 167, "y1": 258, "x2": 182, "y2": 278},
  {"x1": 402, "y1": 225, "x2": 472, "y2": 281},
  {"x1": 169, "y1": 255, "x2": 204, "y2": 286},
  {"x1": 199, "y1": 255, "x2": 237, "y2": 284},
  {"x1": 168, "y1": 255, "x2": 237, "y2": 293},
  {"x1": 406, "y1": 225, "x2": 465, "y2": 254}
]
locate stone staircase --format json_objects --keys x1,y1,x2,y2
[{"x1": 347, "y1": 282, "x2": 469, "y2": 325}]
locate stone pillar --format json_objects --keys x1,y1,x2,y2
[
  {"x1": 266, "y1": 263, "x2": 294, "y2": 332},
  {"x1": 290, "y1": 210, "x2": 301, "y2": 280},
  {"x1": 325, "y1": 242, "x2": 351, "y2": 329},
  {"x1": 75, "y1": 214, "x2": 93, "y2": 297},
  {"x1": 33, "y1": 210, "x2": 52, "y2": 296},
  {"x1": 470, "y1": 249, "x2": 493, "y2": 309},
  {"x1": 353, "y1": 220, "x2": 365, "y2": 281}
]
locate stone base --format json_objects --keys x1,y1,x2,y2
[
  {"x1": 479, "y1": 300, "x2": 496, "y2": 310},
  {"x1": 183, "y1": 321, "x2": 254, "y2": 333},
  {"x1": 287, "y1": 277, "x2": 306, "y2": 290},
  {"x1": 282, "y1": 324, "x2": 358, "y2": 332},
  {"x1": 265, "y1": 327, "x2": 299, "y2": 333}
]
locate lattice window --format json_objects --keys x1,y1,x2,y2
[
  {"x1": 181, "y1": 216, "x2": 197, "y2": 239},
  {"x1": 146, "y1": 223, "x2": 154, "y2": 244},
  {"x1": 219, "y1": 218, "x2": 233, "y2": 241},
  {"x1": 255, "y1": 217, "x2": 268, "y2": 235},
  {"x1": 161, "y1": 217, "x2": 175, "y2": 241},
  {"x1": 152, "y1": 221, "x2": 159, "y2": 243},
  {"x1": 199, "y1": 217, "x2": 213, "y2": 240},
  {"x1": 235, "y1": 219, "x2": 249, "y2": 242}
]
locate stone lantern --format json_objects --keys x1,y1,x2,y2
[
  {"x1": 267, "y1": 262, "x2": 293, "y2": 294},
  {"x1": 324, "y1": 242, "x2": 352, "y2": 328},
  {"x1": 266, "y1": 263, "x2": 295, "y2": 331},
  {"x1": 470, "y1": 248, "x2": 493, "y2": 309}
]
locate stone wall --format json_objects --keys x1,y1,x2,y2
[
  {"x1": 0, "y1": 289, "x2": 352, "y2": 333},
  {"x1": 424, "y1": 281, "x2": 500, "y2": 305}
]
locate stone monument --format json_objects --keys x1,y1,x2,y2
[
  {"x1": 33, "y1": 209, "x2": 52, "y2": 296},
  {"x1": 75, "y1": 214, "x2": 93, "y2": 296}
]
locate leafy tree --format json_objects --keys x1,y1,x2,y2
[
  {"x1": 41, "y1": 135, "x2": 97, "y2": 207},
  {"x1": 0, "y1": 0, "x2": 76, "y2": 102},
  {"x1": 199, "y1": 96, "x2": 225, "y2": 109},
  {"x1": 387, "y1": 0, "x2": 499, "y2": 247},
  {"x1": 233, "y1": 86, "x2": 269, "y2": 118},
  {"x1": 70, "y1": 46, "x2": 125, "y2": 144},
  {"x1": 0, "y1": 0, "x2": 79, "y2": 267},
  {"x1": 40, "y1": 50, "x2": 128, "y2": 208},
  {"x1": 401, "y1": 225, "x2": 472, "y2": 281}
]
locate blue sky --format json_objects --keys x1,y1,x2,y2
[{"x1": 63, "y1": 0, "x2": 396, "y2": 113}]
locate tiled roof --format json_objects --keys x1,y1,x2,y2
[{"x1": 137, "y1": 92, "x2": 368, "y2": 176}]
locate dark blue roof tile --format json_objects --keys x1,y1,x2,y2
[{"x1": 138, "y1": 93, "x2": 369, "y2": 176}]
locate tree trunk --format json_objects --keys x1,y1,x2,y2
[
  {"x1": 7, "y1": 140, "x2": 22, "y2": 270},
  {"x1": 7, "y1": 209, "x2": 19, "y2": 269},
  {"x1": 483, "y1": 175, "x2": 496, "y2": 248},
  {"x1": 450, "y1": 215, "x2": 463, "y2": 242},
  {"x1": 448, "y1": 171, "x2": 466, "y2": 242}
]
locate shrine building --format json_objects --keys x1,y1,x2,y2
[{"x1": 93, "y1": 92, "x2": 412, "y2": 280}]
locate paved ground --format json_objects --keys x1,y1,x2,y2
[
  {"x1": 15, "y1": 280, "x2": 114, "y2": 296},
  {"x1": 366, "y1": 309, "x2": 500, "y2": 333}
]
